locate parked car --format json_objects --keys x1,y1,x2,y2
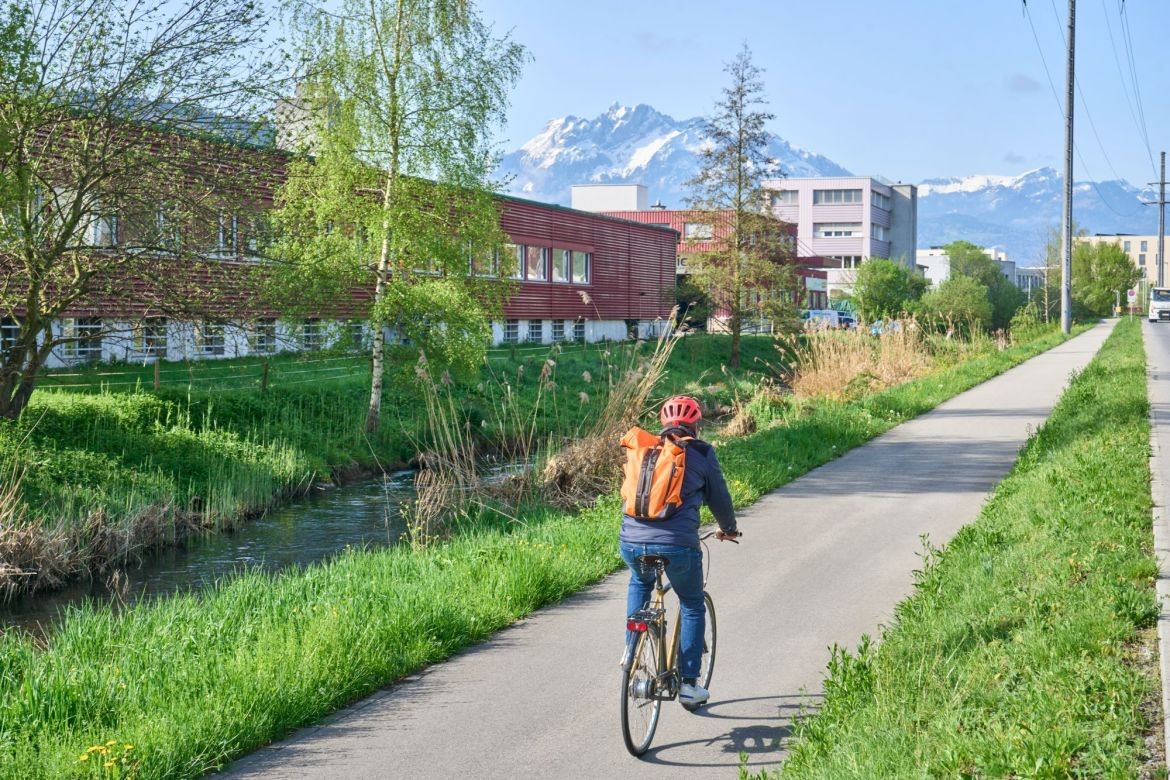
[{"x1": 801, "y1": 309, "x2": 841, "y2": 329}]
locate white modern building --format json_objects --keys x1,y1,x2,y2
[
  {"x1": 914, "y1": 246, "x2": 1041, "y2": 294},
  {"x1": 762, "y1": 176, "x2": 918, "y2": 298}
]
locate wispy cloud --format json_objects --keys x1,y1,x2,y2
[
  {"x1": 1006, "y1": 73, "x2": 1043, "y2": 93},
  {"x1": 634, "y1": 31, "x2": 692, "y2": 53},
  {"x1": 1004, "y1": 151, "x2": 1028, "y2": 165}
]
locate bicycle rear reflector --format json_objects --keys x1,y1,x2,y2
[{"x1": 626, "y1": 619, "x2": 649, "y2": 632}]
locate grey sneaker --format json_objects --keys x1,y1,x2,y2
[{"x1": 679, "y1": 682, "x2": 709, "y2": 706}]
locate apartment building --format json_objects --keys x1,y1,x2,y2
[
  {"x1": 761, "y1": 176, "x2": 918, "y2": 298},
  {"x1": 1077, "y1": 233, "x2": 1168, "y2": 282}
]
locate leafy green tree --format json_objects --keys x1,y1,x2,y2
[
  {"x1": 676, "y1": 276, "x2": 713, "y2": 327},
  {"x1": 920, "y1": 276, "x2": 994, "y2": 332},
  {"x1": 0, "y1": 0, "x2": 279, "y2": 419},
  {"x1": 942, "y1": 240, "x2": 1025, "y2": 330},
  {"x1": 851, "y1": 258, "x2": 927, "y2": 321},
  {"x1": 273, "y1": 0, "x2": 526, "y2": 432},
  {"x1": 1071, "y1": 240, "x2": 1141, "y2": 317},
  {"x1": 686, "y1": 45, "x2": 797, "y2": 368}
]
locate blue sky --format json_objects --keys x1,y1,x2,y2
[{"x1": 474, "y1": 0, "x2": 1170, "y2": 186}]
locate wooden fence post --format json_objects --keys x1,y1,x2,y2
[
  {"x1": 153, "y1": 359, "x2": 160, "y2": 391},
  {"x1": 261, "y1": 360, "x2": 269, "y2": 393}
]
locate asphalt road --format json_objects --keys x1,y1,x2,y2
[
  {"x1": 224, "y1": 321, "x2": 1114, "y2": 780},
  {"x1": 1143, "y1": 318, "x2": 1170, "y2": 757}
]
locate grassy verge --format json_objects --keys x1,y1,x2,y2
[
  {"x1": 0, "y1": 324, "x2": 1093, "y2": 778},
  {"x1": 768, "y1": 317, "x2": 1161, "y2": 778}
]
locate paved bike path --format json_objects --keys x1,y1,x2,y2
[{"x1": 224, "y1": 321, "x2": 1114, "y2": 779}]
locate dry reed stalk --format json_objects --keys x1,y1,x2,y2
[
  {"x1": 790, "y1": 318, "x2": 932, "y2": 399},
  {"x1": 0, "y1": 466, "x2": 76, "y2": 598},
  {"x1": 540, "y1": 313, "x2": 682, "y2": 508}
]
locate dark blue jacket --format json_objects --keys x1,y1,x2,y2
[{"x1": 619, "y1": 435, "x2": 737, "y2": 549}]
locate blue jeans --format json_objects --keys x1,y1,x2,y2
[{"x1": 620, "y1": 542, "x2": 705, "y2": 680}]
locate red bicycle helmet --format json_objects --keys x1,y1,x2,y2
[{"x1": 660, "y1": 395, "x2": 702, "y2": 428}]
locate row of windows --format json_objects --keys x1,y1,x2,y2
[
  {"x1": 683, "y1": 223, "x2": 714, "y2": 241},
  {"x1": 814, "y1": 223, "x2": 862, "y2": 238},
  {"x1": 503, "y1": 245, "x2": 591, "y2": 284},
  {"x1": 76, "y1": 208, "x2": 267, "y2": 255},
  {"x1": 1123, "y1": 240, "x2": 1151, "y2": 253},
  {"x1": 769, "y1": 189, "x2": 891, "y2": 210},
  {"x1": 813, "y1": 189, "x2": 863, "y2": 205},
  {"x1": 50, "y1": 317, "x2": 360, "y2": 360},
  {"x1": 502, "y1": 319, "x2": 585, "y2": 344}
]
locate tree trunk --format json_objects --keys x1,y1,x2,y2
[{"x1": 729, "y1": 312, "x2": 741, "y2": 369}]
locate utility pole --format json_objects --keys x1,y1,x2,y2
[
  {"x1": 1059, "y1": 0, "x2": 1075, "y2": 334},
  {"x1": 1146, "y1": 151, "x2": 1168, "y2": 287}
]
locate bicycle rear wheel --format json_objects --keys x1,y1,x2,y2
[
  {"x1": 621, "y1": 629, "x2": 662, "y2": 756},
  {"x1": 681, "y1": 592, "x2": 716, "y2": 712}
]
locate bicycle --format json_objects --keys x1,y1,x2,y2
[{"x1": 619, "y1": 529, "x2": 740, "y2": 756}]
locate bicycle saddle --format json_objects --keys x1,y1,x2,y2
[{"x1": 635, "y1": 554, "x2": 670, "y2": 569}]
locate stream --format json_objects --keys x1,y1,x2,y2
[{"x1": 0, "y1": 470, "x2": 417, "y2": 635}]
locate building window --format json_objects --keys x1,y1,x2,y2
[
  {"x1": 872, "y1": 191, "x2": 891, "y2": 210},
  {"x1": 813, "y1": 189, "x2": 863, "y2": 205},
  {"x1": 871, "y1": 224, "x2": 889, "y2": 241},
  {"x1": 1141, "y1": 240, "x2": 1149, "y2": 252},
  {"x1": 831, "y1": 255, "x2": 863, "y2": 268},
  {"x1": 573, "y1": 320, "x2": 586, "y2": 341},
  {"x1": 133, "y1": 317, "x2": 167, "y2": 357},
  {"x1": 63, "y1": 317, "x2": 102, "y2": 360},
  {"x1": 503, "y1": 319, "x2": 518, "y2": 344},
  {"x1": 770, "y1": 190, "x2": 799, "y2": 206},
  {"x1": 245, "y1": 215, "x2": 270, "y2": 256},
  {"x1": 250, "y1": 318, "x2": 277, "y2": 354},
  {"x1": 525, "y1": 245, "x2": 548, "y2": 281},
  {"x1": 684, "y1": 222, "x2": 713, "y2": 241},
  {"x1": 155, "y1": 206, "x2": 180, "y2": 251},
  {"x1": 552, "y1": 250, "x2": 570, "y2": 283},
  {"x1": 198, "y1": 321, "x2": 225, "y2": 356},
  {"x1": 1124, "y1": 240, "x2": 1132, "y2": 252},
  {"x1": 301, "y1": 318, "x2": 323, "y2": 351},
  {"x1": 504, "y1": 244, "x2": 523, "y2": 279},
  {"x1": 527, "y1": 319, "x2": 542, "y2": 343},
  {"x1": 572, "y1": 251, "x2": 590, "y2": 284},
  {"x1": 551, "y1": 320, "x2": 565, "y2": 342},
  {"x1": 348, "y1": 320, "x2": 367, "y2": 350},
  {"x1": 815, "y1": 223, "x2": 862, "y2": 238},
  {"x1": 87, "y1": 210, "x2": 118, "y2": 247},
  {"x1": 0, "y1": 317, "x2": 19, "y2": 355},
  {"x1": 1140, "y1": 253, "x2": 1147, "y2": 266},
  {"x1": 471, "y1": 246, "x2": 499, "y2": 277}
]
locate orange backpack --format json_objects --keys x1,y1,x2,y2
[{"x1": 620, "y1": 427, "x2": 691, "y2": 520}]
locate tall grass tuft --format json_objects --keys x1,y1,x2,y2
[{"x1": 540, "y1": 315, "x2": 682, "y2": 508}]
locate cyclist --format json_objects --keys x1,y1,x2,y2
[{"x1": 619, "y1": 394, "x2": 740, "y2": 707}]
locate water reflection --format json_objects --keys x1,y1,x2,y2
[{"x1": 0, "y1": 470, "x2": 415, "y2": 635}]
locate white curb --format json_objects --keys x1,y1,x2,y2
[{"x1": 1145, "y1": 320, "x2": 1170, "y2": 755}]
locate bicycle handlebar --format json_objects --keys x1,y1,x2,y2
[{"x1": 699, "y1": 529, "x2": 743, "y2": 543}]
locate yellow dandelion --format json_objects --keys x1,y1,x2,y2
[
  {"x1": 106, "y1": 740, "x2": 117, "y2": 746},
  {"x1": 104, "y1": 760, "x2": 116, "y2": 768},
  {"x1": 124, "y1": 744, "x2": 134, "y2": 750},
  {"x1": 78, "y1": 754, "x2": 89, "y2": 762}
]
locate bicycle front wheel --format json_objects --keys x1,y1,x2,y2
[
  {"x1": 621, "y1": 629, "x2": 662, "y2": 756},
  {"x1": 682, "y1": 592, "x2": 717, "y2": 712}
]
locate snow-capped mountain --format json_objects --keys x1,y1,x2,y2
[
  {"x1": 917, "y1": 168, "x2": 1155, "y2": 263},
  {"x1": 498, "y1": 104, "x2": 1157, "y2": 264},
  {"x1": 497, "y1": 103, "x2": 851, "y2": 207}
]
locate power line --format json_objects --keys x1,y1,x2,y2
[
  {"x1": 1100, "y1": 0, "x2": 1157, "y2": 177},
  {"x1": 1023, "y1": 1, "x2": 1144, "y2": 219},
  {"x1": 1117, "y1": 0, "x2": 1156, "y2": 176}
]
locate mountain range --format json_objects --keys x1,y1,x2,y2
[{"x1": 496, "y1": 104, "x2": 1157, "y2": 264}]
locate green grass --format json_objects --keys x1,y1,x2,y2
[
  {"x1": 766, "y1": 317, "x2": 1160, "y2": 778},
  {"x1": 0, "y1": 325, "x2": 1092, "y2": 778},
  {"x1": 4, "y1": 335, "x2": 777, "y2": 537}
]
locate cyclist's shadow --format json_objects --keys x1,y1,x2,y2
[{"x1": 637, "y1": 693, "x2": 817, "y2": 769}]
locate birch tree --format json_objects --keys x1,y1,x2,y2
[
  {"x1": 0, "y1": 0, "x2": 280, "y2": 419},
  {"x1": 272, "y1": 0, "x2": 525, "y2": 432},
  {"x1": 686, "y1": 45, "x2": 797, "y2": 368}
]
